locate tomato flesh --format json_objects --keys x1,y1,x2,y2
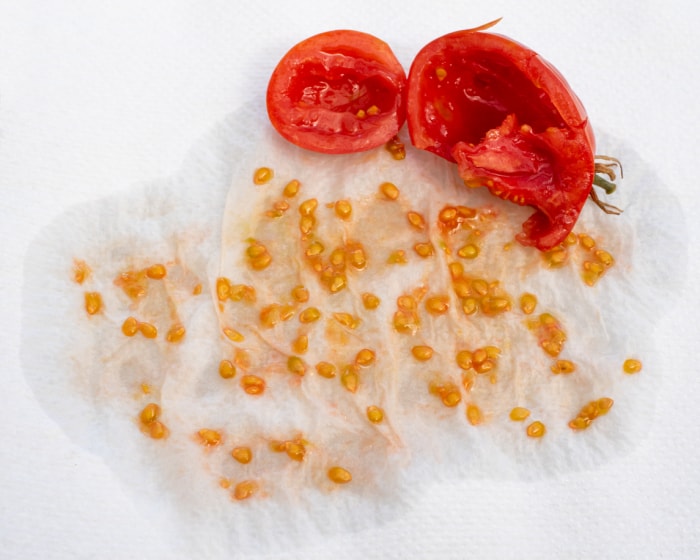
[
  {"x1": 267, "y1": 31, "x2": 407, "y2": 154},
  {"x1": 407, "y1": 27, "x2": 595, "y2": 250}
]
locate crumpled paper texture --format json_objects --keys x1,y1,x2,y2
[{"x1": 21, "y1": 100, "x2": 686, "y2": 556}]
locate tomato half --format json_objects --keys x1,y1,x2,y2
[
  {"x1": 406, "y1": 22, "x2": 596, "y2": 250},
  {"x1": 267, "y1": 30, "x2": 407, "y2": 154}
]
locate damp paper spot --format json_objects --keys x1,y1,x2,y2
[{"x1": 22, "y1": 100, "x2": 686, "y2": 556}]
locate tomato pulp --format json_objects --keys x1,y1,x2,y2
[
  {"x1": 267, "y1": 30, "x2": 407, "y2": 154},
  {"x1": 406, "y1": 23, "x2": 596, "y2": 250}
]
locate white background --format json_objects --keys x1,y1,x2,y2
[{"x1": 1, "y1": 1, "x2": 698, "y2": 558}]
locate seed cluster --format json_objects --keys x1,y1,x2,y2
[{"x1": 71, "y1": 155, "x2": 641, "y2": 505}]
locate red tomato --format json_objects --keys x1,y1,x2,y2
[
  {"x1": 267, "y1": 30, "x2": 407, "y2": 154},
  {"x1": 406, "y1": 21, "x2": 596, "y2": 250}
]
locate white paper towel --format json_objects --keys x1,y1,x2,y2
[{"x1": 20, "y1": 98, "x2": 686, "y2": 556}]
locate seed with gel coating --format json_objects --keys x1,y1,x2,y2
[
  {"x1": 328, "y1": 466, "x2": 352, "y2": 484},
  {"x1": 623, "y1": 359, "x2": 642, "y2": 374},
  {"x1": 366, "y1": 406, "x2": 384, "y2": 423},
  {"x1": 231, "y1": 446, "x2": 253, "y2": 464},
  {"x1": 527, "y1": 421, "x2": 546, "y2": 438}
]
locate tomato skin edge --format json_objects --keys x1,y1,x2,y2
[{"x1": 266, "y1": 30, "x2": 407, "y2": 155}]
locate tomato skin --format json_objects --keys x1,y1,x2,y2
[
  {"x1": 406, "y1": 27, "x2": 595, "y2": 250},
  {"x1": 267, "y1": 30, "x2": 407, "y2": 154}
]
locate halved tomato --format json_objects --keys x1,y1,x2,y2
[
  {"x1": 406, "y1": 21, "x2": 596, "y2": 250},
  {"x1": 267, "y1": 30, "x2": 407, "y2": 154}
]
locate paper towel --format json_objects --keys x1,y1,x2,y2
[{"x1": 21, "y1": 99, "x2": 686, "y2": 557}]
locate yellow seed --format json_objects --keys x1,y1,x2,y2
[
  {"x1": 139, "y1": 403, "x2": 160, "y2": 425},
  {"x1": 355, "y1": 348, "x2": 376, "y2": 367},
  {"x1": 366, "y1": 406, "x2": 384, "y2": 424},
  {"x1": 385, "y1": 135, "x2": 406, "y2": 160},
  {"x1": 216, "y1": 277, "x2": 231, "y2": 301},
  {"x1": 526, "y1": 421, "x2": 546, "y2": 438},
  {"x1": 466, "y1": 404, "x2": 483, "y2": 426},
  {"x1": 471, "y1": 279, "x2": 489, "y2": 296},
  {"x1": 233, "y1": 480, "x2": 258, "y2": 501},
  {"x1": 407, "y1": 211, "x2": 426, "y2": 230},
  {"x1": 145, "y1": 263, "x2": 167, "y2": 280},
  {"x1": 457, "y1": 244, "x2": 480, "y2": 259},
  {"x1": 461, "y1": 297, "x2": 478, "y2": 316},
  {"x1": 568, "y1": 417, "x2": 591, "y2": 430},
  {"x1": 551, "y1": 359, "x2": 576, "y2": 374},
  {"x1": 166, "y1": 324, "x2": 186, "y2": 343},
  {"x1": 299, "y1": 307, "x2": 321, "y2": 323},
  {"x1": 147, "y1": 421, "x2": 167, "y2": 440},
  {"x1": 198, "y1": 429, "x2": 222, "y2": 447},
  {"x1": 347, "y1": 244, "x2": 367, "y2": 269},
  {"x1": 291, "y1": 285, "x2": 309, "y2": 303},
  {"x1": 285, "y1": 441, "x2": 307, "y2": 462},
  {"x1": 192, "y1": 283, "x2": 202, "y2": 295},
  {"x1": 73, "y1": 259, "x2": 91, "y2": 284},
  {"x1": 315, "y1": 361, "x2": 336, "y2": 379},
  {"x1": 84, "y1": 291, "x2": 103, "y2": 315},
  {"x1": 333, "y1": 312, "x2": 360, "y2": 329},
  {"x1": 448, "y1": 261, "x2": 464, "y2": 280},
  {"x1": 219, "y1": 477, "x2": 231, "y2": 489},
  {"x1": 241, "y1": 375, "x2": 265, "y2": 395},
  {"x1": 442, "y1": 389, "x2": 461, "y2": 408},
  {"x1": 250, "y1": 253, "x2": 272, "y2": 271},
  {"x1": 291, "y1": 334, "x2": 308, "y2": 354},
  {"x1": 253, "y1": 167, "x2": 273, "y2": 185},
  {"x1": 328, "y1": 466, "x2": 352, "y2": 484},
  {"x1": 425, "y1": 296, "x2": 449, "y2": 315},
  {"x1": 366, "y1": 105, "x2": 380, "y2": 116},
  {"x1": 545, "y1": 248, "x2": 568, "y2": 268},
  {"x1": 519, "y1": 293, "x2": 538, "y2": 315},
  {"x1": 509, "y1": 407, "x2": 531, "y2": 422},
  {"x1": 379, "y1": 182, "x2": 400, "y2": 200},
  {"x1": 283, "y1": 179, "x2": 301, "y2": 198},
  {"x1": 456, "y1": 350, "x2": 473, "y2": 370},
  {"x1": 623, "y1": 358, "x2": 642, "y2": 374},
  {"x1": 597, "y1": 397, "x2": 614, "y2": 413},
  {"x1": 139, "y1": 321, "x2": 158, "y2": 339},
  {"x1": 223, "y1": 327, "x2": 244, "y2": 342},
  {"x1": 411, "y1": 345, "x2": 434, "y2": 361},
  {"x1": 122, "y1": 316, "x2": 139, "y2": 337},
  {"x1": 362, "y1": 292, "x2": 380, "y2": 310},
  {"x1": 330, "y1": 248, "x2": 346, "y2": 269},
  {"x1": 140, "y1": 383, "x2": 151, "y2": 394},
  {"x1": 231, "y1": 446, "x2": 253, "y2": 464},
  {"x1": 341, "y1": 365, "x2": 359, "y2": 393},
  {"x1": 564, "y1": 232, "x2": 578, "y2": 245},
  {"x1": 335, "y1": 200, "x2": 352, "y2": 220},
  {"x1": 393, "y1": 308, "x2": 420, "y2": 334},
  {"x1": 305, "y1": 240, "x2": 324, "y2": 257},
  {"x1": 299, "y1": 198, "x2": 318, "y2": 216},
  {"x1": 356, "y1": 109, "x2": 366, "y2": 119},
  {"x1": 452, "y1": 278, "x2": 473, "y2": 299},
  {"x1": 472, "y1": 348, "x2": 487, "y2": 365},
  {"x1": 327, "y1": 273, "x2": 346, "y2": 293},
  {"x1": 414, "y1": 242, "x2": 435, "y2": 258},
  {"x1": 578, "y1": 233, "x2": 596, "y2": 250},
  {"x1": 595, "y1": 249, "x2": 615, "y2": 268},
  {"x1": 219, "y1": 359, "x2": 236, "y2": 379},
  {"x1": 287, "y1": 356, "x2": 307, "y2": 376},
  {"x1": 299, "y1": 215, "x2": 316, "y2": 235},
  {"x1": 115, "y1": 270, "x2": 148, "y2": 300},
  {"x1": 435, "y1": 67, "x2": 447, "y2": 80},
  {"x1": 387, "y1": 249, "x2": 407, "y2": 264},
  {"x1": 229, "y1": 284, "x2": 256, "y2": 302}
]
